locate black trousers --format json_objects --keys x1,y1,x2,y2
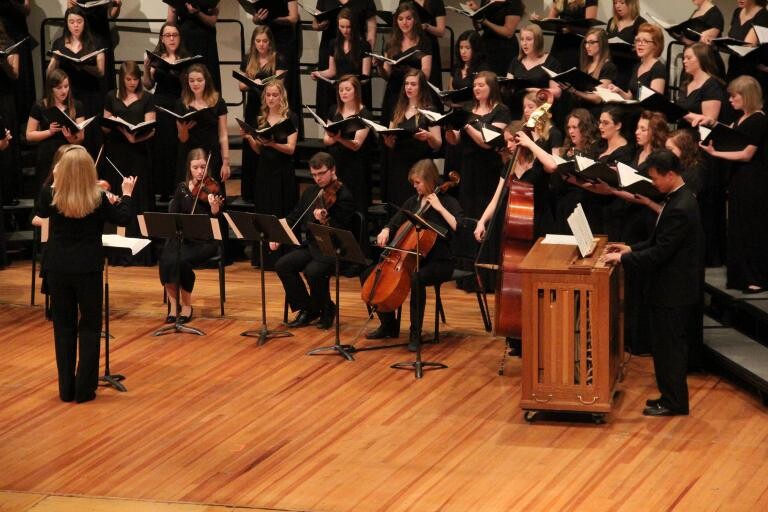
[
  {"x1": 47, "y1": 271, "x2": 103, "y2": 402},
  {"x1": 275, "y1": 247, "x2": 334, "y2": 315},
  {"x1": 361, "y1": 259, "x2": 454, "y2": 335},
  {"x1": 648, "y1": 305, "x2": 696, "y2": 412}
]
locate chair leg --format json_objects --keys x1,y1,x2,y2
[
  {"x1": 219, "y1": 260, "x2": 225, "y2": 316},
  {"x1": 395, "y1": 305, "x2": 402, "y2": 337},
  {"x1": 283, "y1": 298, "x2": 289, "y2": 323},
  {"x1": 434, "y1": 285, "x2": 441, "y2": 343},
  {"x1": 476, "y1": 291, "x2": 492, "y2": 332}
]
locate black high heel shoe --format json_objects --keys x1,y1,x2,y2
[{"x1": 179, "y1": 307, "x2": 194, "y2": 324}]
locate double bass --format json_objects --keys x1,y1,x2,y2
[
  {"x1": 361, "y1": 172, "x2": 460, "y2": 312},
  {"x1": 476, "y1": 92, "x2": 553, "y2": 339}
]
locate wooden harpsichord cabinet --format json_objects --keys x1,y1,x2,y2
[{"x1": 517, "y1": 236, "x2": 624, "y2": 421}]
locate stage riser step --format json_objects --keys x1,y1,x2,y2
[{"x1": 703, "y1": 324, "x2": 768, "y2": 406}]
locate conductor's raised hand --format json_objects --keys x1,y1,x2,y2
[{"x1": 121, "y1": 176, "x2": 137, "y2": 197}]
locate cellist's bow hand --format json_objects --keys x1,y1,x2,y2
[
  {"x1": 313, "y1": 208, "x2": 328, "y2": 224},
  {"x1": 474, "y1": 221, "x2": 486, "y2": 242},
  {"x1": 376, "y1": 228, "x2": 390, "y2": 247}
]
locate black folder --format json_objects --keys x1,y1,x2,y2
[
  {"x1": 531, "y1": 18, "x2": 606, "y2": 32},
  {"x1": 544, "y1": 66, "x2": 601, "y2": 92},
  {"x1": 155, "y1": 105, "x2": 211, "y2": 122},
  {"x1": 236, "y1": 117, "x2": 296, "y2": 140},
  {"x1": 232, "y1": 69, "x2": 285, "y2": 90},
  {"x1": 699, "y1": 123, "x2": 755, "y2": 152},
  {"x1": 237, "y1": 0, "x2": 289, "y2": 18},
  {"x1": 101, "y1": 116, "x2": 157, "y2": 137},
  {"x1": 43, "y1": 108, "x2": 95, "y2": 133},
  {"x1": 145, "y1": 50, "x2": 203, "y2": 71}
]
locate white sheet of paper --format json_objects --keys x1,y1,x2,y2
[
  {"x1": 137, "y1": 214, "x2": 148, "y2": 237},
  {"x1": 102, "y1": 234, "x2": 151, "y2": 255},
  {"x1": 542, "y1": 234, "x2": 578, "y2": 245},
  {"x1": 222, "y1": 212, "x2": 244, "y2": 239},
  {"x1": 279, "y1": 218, "x2": 301, "y2": 245},
  {"x1": 210, "y1": 218, "x2": 222, "y2": 241}
]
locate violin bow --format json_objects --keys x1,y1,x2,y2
[
  {"x1": 190, "y1": 151, "x2": 213, "y2": 215},
  {"x1": 290, "y1": 187, "x2": 325, "y2": 231}
]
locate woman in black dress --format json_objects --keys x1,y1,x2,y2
[
  {"x1": 446, "y1": 70, "x2": 511, "y2": 220},
  {"x1": 0, "y1": 20, "x2": 20, "y2": 205},
  {"x1": 381, "y1": 70, "x2": 441, "y2": 207},
  {"x1": 506, "y1": 23, "x2": 562, "y2": 120},
  {"x1": 311, "y1": 8, "x2": 373, "y2": 111},
  {"x1": 26, "y1": 70, "x2": 85, "y2": 191},
  {"x1": 175, "y1": 64, "x2": 231, "y2": 188},
  {"x1": 143, "y1": 22, "x2": 191, "y2": 200},
  {"x1": 241, "y1": 79, "x2": 298, "y2": 267},
  {"x1": 606, "y1": 0, "x2": 644, "y2": 91},
  {"x1": 167, "y1": 0, "x2": 221, "y2": 92},
  {"x1": 35, "y1": 145, "x2": 136, "y2": 403},
  {"x1": 251, "y1": 0, "x2": 302, "y2": 118},
  {"x1": 159, "y1": 147, "x2": 224, "y2": 324},
  {"x1": 400, "y1": 0, "x2": 446, "y2": 88},
  {"x1": 677, "y1": 42, "x2": 725, "y2": 129},
  {"x1": 725, "y1": 0, "x2": 768, "y2": 88},
  {"x1": 700, "y1": 75, "x2": 768, "y2": 293},
  {"x1": 102, "y1": 62, "x2": 155, "y2": 264},
  {"x1": 376, "y1": 2, "x2": 433, "y2": 125},
  {"x1": 676, "y1": 0, "x2": 725, "y2": 78},
  {"x1": 570, "y1": 28, "x2": 618, "y2": 112},
  {"x1": 543, "y1": 0, "x2": 599, "y2": 72},
  {"x1": 239, "y1": 26, "x2": 287, "y2": 203},
  {"x1": 66, "y1": 0, "x2": 121, "y2": 90},
  {"x1": 608, "y1": 22, "x2": 666, "y2": 100},
  {"x1": 0, "y1": 1, "x2": 34, "y2": 151},
  {"x1": 47, "y1": 6, "x2": 106, "y2": 157},
  {"x1": 322, "y1": 75, "x2": 372, "y2": 212},
  {"x1": 465, "y1": 0, "x2": 524, "y2": 77},
  {"x1": 312, "y1": 0, "x2": 376, "y2": 117}
]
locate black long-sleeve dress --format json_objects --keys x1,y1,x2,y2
[
  {"x1": 29, "y1": 100, "x2": 84, "y2": 191},
  {"x1": 240, "y1": 52, "x2": 287, "y2": 202},
  {"x1": 727, "y1": 111, "x2": 768, "y2": 290},
  {"x1": 399, "y1": 0, "x2": 446, "y2": 88},
  {"x1": 176, "y1": 1, "x2": 221, "y2": 92}
]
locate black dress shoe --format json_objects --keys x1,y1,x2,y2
[
  {"x1": 366, "y1": 325, "x2": 398, "y2": 340},
  {"x1": 645, "y1": 397, "x2": 662, "y2": 407},
  {"x1": 642, "y1": 403, "x2": 688, "y2": 417},
  {"x1": 165, "y1": 314, "x2": 176, "y2": 324},
  {"x1": 178, "y1": 307, "x2": 193, "y2": 324},
  {"x1": 286, "y1": 310, "x2": 320, "y2": 328},
  {"x1": 316, "y1": 302, "x2": 336, "y2": 330}
]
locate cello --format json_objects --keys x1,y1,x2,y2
[
  {"x1": 361, "y1": 172, "x2": 460, "y2": 312},
  {"x1": 475, "y1": 91, "x2": 553, "y2": 339}
]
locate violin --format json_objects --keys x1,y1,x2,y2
[
  {"x1": 190, "y1": 175, "x2": 221, "y2": 203},
  {"x1": 360, "y1": 172, "x2": 460, "y2": 313}
]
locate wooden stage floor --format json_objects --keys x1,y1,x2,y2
[{"x1": 0, "y1": 260, "x2": 767, "y2": 512}]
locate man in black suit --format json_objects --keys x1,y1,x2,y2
[
  {"x1": 603, "y1": 149, "x2": 704, "y2": 417},
  {"x1": 271, "y1": 152, "x2": 356, "y2": 330}
]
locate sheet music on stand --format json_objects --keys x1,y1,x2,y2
[{"x1": 567, "y1": 203, "x2": 597, "y2": 258}]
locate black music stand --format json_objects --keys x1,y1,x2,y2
[
  {"x1": 224, "y1": 212, "x2": 298, "y2": 345},
  {"x1": 99, "y1": 231, "x2": 150, "y2": 392},
  {"x1": 305, "y1": 223, "x2": 367, "y2": 361},
  {"x1": 390, "y1": 209, "x2": 448, "y2": 379},
  {"x1": 143, "y1": 212, "x2": 220, "y2": 337}
]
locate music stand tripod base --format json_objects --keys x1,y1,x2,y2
[
  {"x1": 153, "y1": 322, "x2": 205, "y2": 337},
  {"x1": 241, "y1": 325, "x2": 293, "y2": 346},
  {"x1": 391, "y1": 357, "x2": 448, "y2": 379},
  {"x1": 99, "y1": 373, "x2": 127, "y2": 392}
]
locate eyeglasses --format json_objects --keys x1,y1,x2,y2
[
  {"x1": 162, "y1": 33, "x2": 180, "y2": 39},
  {"x1": 634, "y1": 38, "x2": 654, "y2": 45},
  {"x1": 311, "y1": 169, "x2": 331, "y2": 178},
  {"x1": 584, "y1": 40, "x2": 600, "y2": 46}
]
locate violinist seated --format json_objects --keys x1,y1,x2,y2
[
  {"x1": 271, "y1": 152, "x2": 356, "y2": 330},
  {"x1": 158, "y1": 148, "x2": 225, "y2": 324},
  {"x1": 362, "y1": 159, "x2": 463, "y2": 352}
]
